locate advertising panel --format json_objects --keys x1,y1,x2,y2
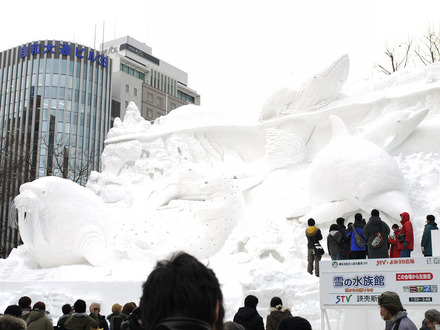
[{"x1": 320, "y1": 256, "x2": 440, "y2": 308}]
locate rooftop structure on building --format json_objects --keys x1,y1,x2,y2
[{"x1": 102, "y1": 36, "x2": 200, "y2": 124}]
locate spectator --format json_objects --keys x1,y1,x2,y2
[
  {"x1": 0, "y1": 314, "x2": 27, "y2": 330},
  {"x1": 421, "y1": 215, "x2": 439, "y2": 257},
  {"x1": 305, "y1": 218, "x2": 323, "y2": 277},
  {"x1": 112, "y1": 303, "x2": 136, "y2": 330},
  {"x1": 327, "y1": 224, "x2": 343, "y2": 260},
  {"x1": 398, "y1": 212, "x2": 414, "y2": 257},
  {"x1": 64, "y1": 300, "x2": 98, "y2": 330},
  {"x1": 363, "y1": 209, "x2": 390, "y2": 259},
  {"x1": 89, "y1": 303, "x2": 108, "y2": 330},
  {"x1": 140, "y1": 252, "x2": 224, "y2": 330},
  {"x1": 378, "y1": 291, "x2": 417, "y2": 330},
  {"x1": 265, "y1": 297, "x2": 292, "y2": 330},
  {"x1": 277, "y1": 316, "x2": 312, "y2": 330},
  {"x1": 336, "y1": 217, "x2": 350, "y2": 259},
  {"x1": 107, "y1": 304, "x2": 122, "y2": 330},
  {"x1": 233, "y1": 295, "x2": 264, "y2": 330},
  {"x1": 4, "y1": 306, "x2": 22, "y2": 318},
  {"x1": 18, "y1": 297, "x2": 32, "y2": 321},
  {"x1": 388, "y1": 224, "x2": 400, "y2": 258},
  {"x1": 347, "y1": 213, "x2": 367, "y2": 259},
  {"x1": 120, "y1": 307, "x2": 141, "y2": 330},
  {"x1": 56, "y1": 304, "x2": 72, "y2": 330},
  {"x1": 26, "y1": 302, "x2": 52, "y2": 330},
  {"x1": 424, "y1": 309, "x2": 440, "y2": 329}
]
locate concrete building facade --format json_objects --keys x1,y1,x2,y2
[{"x1": 102, "y1": 36, "x2": 200, "y2": 125}]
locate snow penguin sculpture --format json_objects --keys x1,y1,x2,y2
[
  {"x1": 13, "y1": 176, "x2": 114, "y2": 268},
  {"x1": 302, "y1": 115, "x2": 411, "y2": 223}
]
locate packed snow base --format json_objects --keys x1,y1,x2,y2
[{"x1": 2, "y1": 55, "x2": 440, "y2": 329}]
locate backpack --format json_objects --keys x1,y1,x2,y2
[{"x1": 350, "y1": 224, "x2": 365, "y2": 248}]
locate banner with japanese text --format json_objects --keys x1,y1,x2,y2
[{"x1": 320, "y1": 256, "x2": 440, "y2": 308}]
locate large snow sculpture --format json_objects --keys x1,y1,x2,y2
[{"x1": 9, "y1": 56, "x2": 436, "y2": 271}]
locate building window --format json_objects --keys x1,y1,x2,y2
[
  {"x1": 147, "y1": 108, "x2": 153, "y2": 118},
  {"x1": 157, "y1": 96, "x2": 163, "y2": 107},
  {"x1": 170, "y1": 102, "x2": 176, "y2": 110},
  {"x1": 125, "y1": 100, "x2": 129, "y2": 109},
  {"x1": 147, "y1": 93, "x2": 153, "y2": 103},
  {"x1": 134, "y1": 88, "x2": 137, "y2": 96},
  {"x1": 125, "y1": 84, "x2": 129, "y2": 93}
]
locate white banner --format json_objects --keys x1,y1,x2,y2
[{"x1": 320, "y1": 256, "x2": 440, "y2": 308}]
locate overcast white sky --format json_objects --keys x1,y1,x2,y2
[{"x1": 2, "y1": 0, "x2": 440, "y2": 116}]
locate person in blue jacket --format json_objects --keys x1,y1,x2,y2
[
  {"x1": 421, "y1": 214, "x2": 439, "y2": 257},
  {"x1": 347, "y1": 213, "x2": 367, "y2": 259}
]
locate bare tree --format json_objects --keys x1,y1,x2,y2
[
  {"x1": 0, "y1": 135, "x2": 99, "y2": 258},
  {"x1": 375, "y1": 40, "x2": 412, "y2": 75},
  {"x1": 414, "y1": 28, "x2": 440, "y2": 65}
]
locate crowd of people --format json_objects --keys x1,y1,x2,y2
[
  {"x1": 1, "y1": 240, "x2": 439, "y2": 330},
  {"x1": 305, "y1": 209, "x2": 439, "y2": 277}
]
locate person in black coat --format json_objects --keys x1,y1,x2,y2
[
  {"x1": 336, "y1": 217, "x2": 350, "y2": 259},
  {"x1": 233, "y1": 295, "x2": 264, "y2": 330}
]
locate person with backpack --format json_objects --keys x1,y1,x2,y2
[
  {"x1": 362, "y1": 209, "x2": 390, "y2": 259},
  {"x1": 305, "y1": 218, "x2": 323, "y2": 277},
  {"x1": 327, "y1": 224, "x2": 343, "y2": 260},
  {"x1": 347, "y1": 213, "x2": 367, "y2": 259}
]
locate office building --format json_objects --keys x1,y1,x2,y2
[
  {"x1": 102, "y1": 36, "x2": 200, "y2": 124},
  {"x1": 0, "y1": 40, "x2": 112, "y2": 256}
]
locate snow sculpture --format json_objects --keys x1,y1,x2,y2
[
  {"x1": 13, "y1": 176, "x2": 113, "y2": 268},
  {"x1": 300, "y1": 115, "x2": 411, "y2": 223}
]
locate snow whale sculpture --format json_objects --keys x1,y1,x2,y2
[
  {"x1": 13, "y1": 176, "x2": 113, "y2": 268},
  {"x1": 301, "y1": 115, "x2": 411, "y2": 223},
  {"x1": 259, "y1": 54, "x2": 350, "y2": 120}
]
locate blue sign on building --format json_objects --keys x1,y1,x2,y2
[{"x1": 20, "y1": 42, "x2": 109, "y2": 68}]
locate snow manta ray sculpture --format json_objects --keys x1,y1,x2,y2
[{"x1": 296, "y1": 115, "x2": 412, "y2": 223}]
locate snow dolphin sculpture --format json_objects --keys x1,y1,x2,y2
[
  {"x1": 299, "y1": 115, "x2": 411, "y2": 223},
  {"x1": 361, "y1": 108, "x2": 429, "y2": 152},
  {"x1": 13, "y1": 176, "x2": 114, "y2": 268}
]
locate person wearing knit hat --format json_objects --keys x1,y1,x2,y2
[
  {"x1": 421, "y1": 215, "x2": 439, "y2": 257},
  {"x1": 278, "y1": 316, "x2": 312, "y2": 330},
  {"x1": 378, "y1": 291, "x2": 417, "y2": 330},
  {"x1": 305, "y1": 218, "x2": 323, "y2": 277},
  {"x1": 26, "y1": 301, "x2": 53, "y2": 330},
  {"x1": 89, "y1": 302, "x2": 109, "y2": 330},
  {"x1": 266, "y1": 297, "x2": 292, "y2": 330}
]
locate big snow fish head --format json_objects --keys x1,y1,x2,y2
[{"x1": 13, "y1": 176, "x2": 113, "y2": 268}]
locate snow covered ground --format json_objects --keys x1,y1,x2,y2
[{"x1": 2, "y1": 55, "x2": 440, "y2": 330}]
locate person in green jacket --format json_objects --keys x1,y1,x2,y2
[
  {"x1": 65, "y1": 300, "x2": 98, "y2": 330},
  {"x1": 421, "y1": 215, "x2": 439, "y2": 257},
  {"x1": 26, "y1": 302, "x2": 53, "y2": 330}
]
